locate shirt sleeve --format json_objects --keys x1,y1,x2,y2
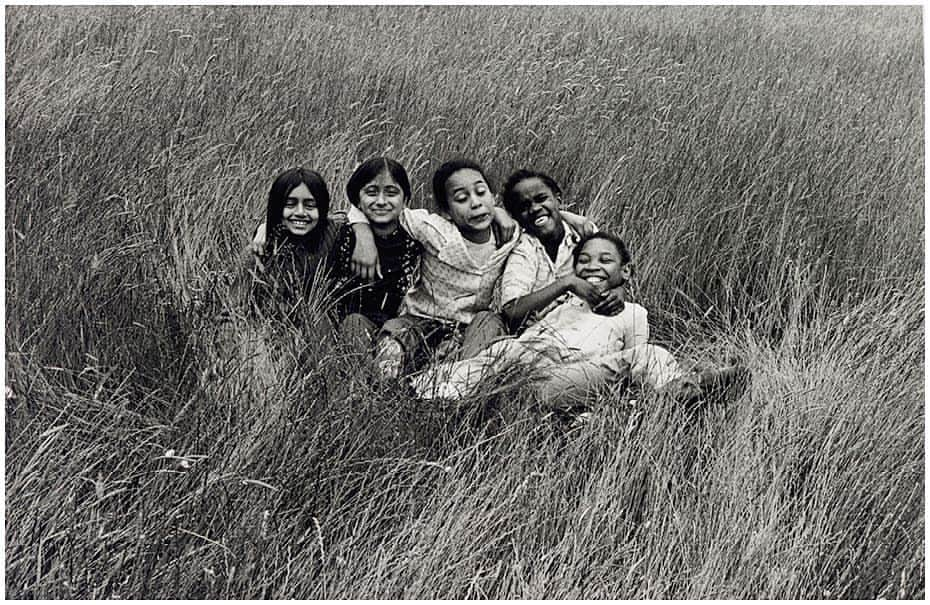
[
  {"x1": 397, "y1": 208, "x2": 450, "y2": 256},
  {"x1": 500, "y1": 236, "x2": 539, "y2": 307},
  {"x1": 621, "y1": 303, "x2": 650, "y2": 348},
  {"x1": 347, "y1": 206, "x2": 449, "y2": 256},
  {"x1": 346, "y1": 205, "x2": 367, "y2": 225},
  {"x1": 560, "y1": 210, "x2": 597, "y2": 234},
  {"x1": 326, "y1": 224, "x2": 354, "y2": 279}
]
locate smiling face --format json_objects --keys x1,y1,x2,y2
[
  {"x1": 281, "y1": 183, "x2": 320, "y2": 236},
  {"x1": 443, "y1": 168, "x2": 495, "y2": 242},
  {"x1": 573, "y1": 237, "x2": 632, "y2": 292},
  {"x1": 510, "y1": 176, "x2": 565, "y2": 242},
  {"x1": 358, "y1": 169, "x2": 405, "y2": 228}
]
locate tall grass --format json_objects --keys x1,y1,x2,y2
[{"x1": 5, "y1": 5, "x2": 923, "y2": 598}]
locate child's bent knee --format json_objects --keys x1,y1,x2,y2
[{"x1": 462, "y1": 311, "x2": 507, "y2": 357}]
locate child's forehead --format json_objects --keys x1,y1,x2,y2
[
  {"x1": 515, "y1": 177, "x2": 550, "y2": 195},
  {"x1": 579, "y1": 237, "x2": 620, "y2": 256},
  {"x1": 447, "y1": 168, "x2": 486, "y2": 188}
]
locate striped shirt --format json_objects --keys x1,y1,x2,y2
[{"x1": 499, "y1": 220, "x2": 591, "y2": 325}]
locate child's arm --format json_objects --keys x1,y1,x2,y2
[
  {"x1": 491, "y1": 207, "x2": 518, "y2": 247},
  {"x1": 346, "y1": 205, "x2": 381, "y2": 281},
  {"x1": 503, "y1": 274, "x2": 606, "y2": 331},
  {"x1": 560, "y1": 210, "x2": 630, "y2": 316},
  {"x1": 560, "y1": 210, "x2": 597, "y2": 236}
]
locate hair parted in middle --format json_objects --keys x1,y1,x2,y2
[{"x1": 345, "y1": 157, "x2": 412, "y2": 207}]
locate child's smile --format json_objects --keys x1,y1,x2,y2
[
  {"x1": 510, "y1": 177, "x2": 564, "y2": 241},
  {"x1": 281, "y1": 183, "x2": 320, "y2": 236},
  {"x1": 359, "y1": 170, "x2": 404, "y2": 228},
  {"x1": 574, "y1": 237, "x2": 631, "y2": 292}
]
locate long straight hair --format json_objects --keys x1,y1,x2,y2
[{"x1": 265, "y1": 167, "x2": 331, "y2": 252}]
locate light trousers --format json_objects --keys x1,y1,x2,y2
[{"x1": 411, "y1": 337, "x2": 682, "y2": 403}]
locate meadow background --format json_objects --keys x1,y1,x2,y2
[{"x1": 4, "y1": 5, "x2": 924, "y2": 599}]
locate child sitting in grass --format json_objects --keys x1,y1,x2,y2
[
  {"x1": 327, "y1": 157, "x2": 423, "y2": 351},
  {"x1": 411, "y1": 232, "x2": 748, "y2": 408},
  {"x1": 499, "y1": 168, "x2": 626, "y2": 332},
  {"x1": 348, "y1": 158, "x2": 521, "y2": 379},
  {"x1": 245, "y1": 167, "x2": 345, "y2": 322},
  {"x1": 248, "y1": 158, "x2": 422, "y2": 352}
]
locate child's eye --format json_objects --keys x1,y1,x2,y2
[
  {"x1": 363, "y1": 187, "x2": 379, "y2": 196},
  {"x1": 284, "y1": 198, "x2": 298, "y2": 207},
  {"x1": 385, "y1": 187, "x2": 401, "y2": 196}
]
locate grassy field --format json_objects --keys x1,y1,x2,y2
[{"x1": 4, "y1": 5, "x2": 924, "y2": 598}]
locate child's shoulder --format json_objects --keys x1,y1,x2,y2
[
  {"x1": 400, "y1": 207, "x2": 460, "y2": 245},
  {"x1": 613, "y1": 301, "x2": 648, "y2": 326}
]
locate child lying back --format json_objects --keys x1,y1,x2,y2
[{"x1": 412, "y1": 232, "x2": 747, "y2": 407}]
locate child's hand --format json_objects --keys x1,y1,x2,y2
[
  {"x1": 249, "y1": 222, "x2": 268, "y2": 256},
  {"x1": 563, "y1": 275, "x2": 607, "y2": 308},
  {"x1": 559, "y1": 210, "x2": 596, "y2": 237},
  {"x1": 350, "y1": 223, "x2": 382, "y2": 281},
  {"x1": 593, "y1": 284, "x2": 627, "y2": 316},
  {"x1": 491, "y1": 207, "x2": 517, "y2": 243}
]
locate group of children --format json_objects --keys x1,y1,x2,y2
[{"x1": 244, "y1": 157, "x2": 748, "y2": 416}]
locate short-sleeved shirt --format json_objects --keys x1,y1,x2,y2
[
  {"x1": 347, "y1": 205, "x2": 520, "y2": 325},
  {"x1": 499, "y1": 220, "x2": 589, "y2": 325},
  {"x1": 328, "y1": 224, "x2": 422, "y2": 326}
]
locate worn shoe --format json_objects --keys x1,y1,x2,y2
[
  {"x1": 374, "y1": 338, "x2": 404, "y2": 380},
  {"x1": 676, "y1": 363, "x2": 751, "y2": 411}
]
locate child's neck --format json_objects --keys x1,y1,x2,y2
[
  {"x1": 370, "y1": 221, "x2": 400, "y2": 239},
  {"x1": 539, "y1": 222, "x2": 565, "y2": 261},
  {"x1": 461, "y1": 227, "x2": 492, "y2": 245}
]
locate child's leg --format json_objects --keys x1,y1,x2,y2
[
  {"x1": 622, "y1": 343, "x2": 682, "y2": 390},
  {"x1": 411, "y1": 338, "x2": 531, "y2": 400},
  {"x1": 375, "y1": 314, "x2": 451, "y2": 379},
  {"x1": 460, "y1": 311, "x2": 508, "y2": 358},
  {"x1": 535, "y1": 343, "x2": 682, "y2": 405}
]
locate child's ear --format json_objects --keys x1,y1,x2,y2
[{"x1": 620, "y1": 264, "x2": 633, "y2": 282}]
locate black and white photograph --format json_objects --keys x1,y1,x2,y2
[{"x1": 4, "y1": 3, "x2": 924, "y2": 599}]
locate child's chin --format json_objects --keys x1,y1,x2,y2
[
  {"x1": 468, "y1": 219, "x2": 493, "y2": 232},
  {"x1": 286, "y1": 225, "x2": 316, "y2": 236}
]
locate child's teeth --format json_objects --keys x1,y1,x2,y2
[
  {"x1": 585, "y1": 276, "x2": 605, "y2": 284},
  {"x1": 534, "y1": 216, "x2": 548, "y2": 226}
]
